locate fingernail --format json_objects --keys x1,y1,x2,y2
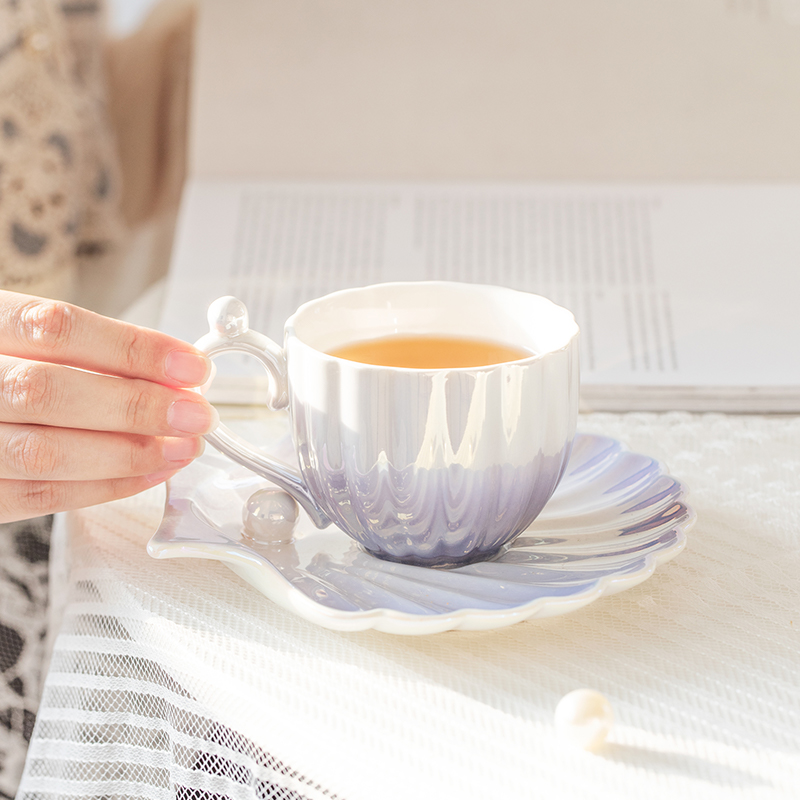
[
  {"x1": 165, "y1": 350, "x2": 212, "y2": 385},
  {"x1": 163, "y1": 437, "x2": 205, "y2": 463},
  {"x1": 167, "y1": 399, "x2": 219, "y2": 434},
  {"x1": 146, "y1": 469, "x2": 179, "y2": 485}
]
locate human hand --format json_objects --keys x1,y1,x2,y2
[{"x1": 0, "y1": 291, "x2": 218, "y2": 522}]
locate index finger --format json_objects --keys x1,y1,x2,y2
[{"x1": 0, "y1": 291, "x2": 211, "y2": 387}]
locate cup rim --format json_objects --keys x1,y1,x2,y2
[{"x1": 285, "y1": 280, "x2": 580, "y2": 373}]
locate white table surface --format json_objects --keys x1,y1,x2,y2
[{"x1": 16, "y1": 409, "x2": 800, "y2": 800}]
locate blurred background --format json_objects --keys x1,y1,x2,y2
[
  {"x1": 109, "y1": 0, "x2": 160, "y2": 35},
  {"x1": 7, "y1": 0, "x2": 800, "y2": 317}
]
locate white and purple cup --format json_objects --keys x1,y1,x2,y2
[{"x1": 196, "y1": 282, "x2": 580, "y2": 568}]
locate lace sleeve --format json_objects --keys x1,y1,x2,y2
[{"x1": 0, "y1": 0, "x2": 123, "y2": 302}]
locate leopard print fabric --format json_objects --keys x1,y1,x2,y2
[{"x1": 0, "y1": 517, "x2": 51, "y2": 800}]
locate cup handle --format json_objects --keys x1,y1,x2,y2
[{"x1": 194, "y1": 296, "x2": 331, "y2": 529}]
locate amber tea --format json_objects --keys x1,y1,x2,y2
[{"x1": 327, "y1": 335, "x2": 532, "y2": 369}]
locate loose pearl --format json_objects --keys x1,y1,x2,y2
[{"x1": 554, "y1": 689, "x2": 614, "y2": 750}]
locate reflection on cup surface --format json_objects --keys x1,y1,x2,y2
[{"x1": 196, "y1": 282, "x2": 580, "y2": 568}]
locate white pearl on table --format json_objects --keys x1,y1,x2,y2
[{"x1": 554, "y1": 689, "x2": 614, "y2": 750}]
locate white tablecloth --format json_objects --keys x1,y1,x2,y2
[{"x1": 16, "y1": 411, "x2": 800, "y2": 800}]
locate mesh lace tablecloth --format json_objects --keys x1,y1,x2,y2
[{"x1": 16, "y1": 412, "x2": 800, "y2": 800}]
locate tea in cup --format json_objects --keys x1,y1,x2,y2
[{"x1": 196, "y1": 282, "x2": 580, "y2": 568}]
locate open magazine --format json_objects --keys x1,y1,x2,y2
[{"x1": 159, "y1": 179, "x2": 800, "y2": 411}]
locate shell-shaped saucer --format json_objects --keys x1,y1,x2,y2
[{"x1": 148, "y1": 432, "x2": 694, "y2": 635}]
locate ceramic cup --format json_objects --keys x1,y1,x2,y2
[{"x1": 195, "y1": 282, "x2": 580, "y2": 568}]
